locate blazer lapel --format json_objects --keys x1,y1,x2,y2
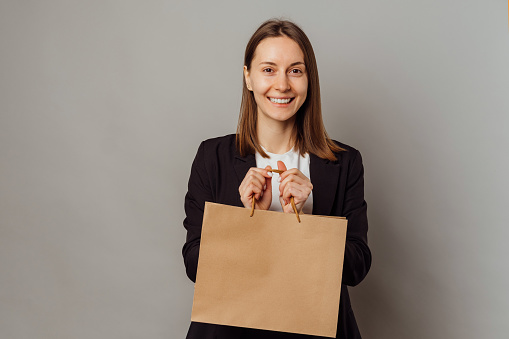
[
  {"x1": 234, "y1": 153, "x2": 256, "y2": 188},
  {"x1": 310, "y1": 153, "x2": 341, "y2": 216}
]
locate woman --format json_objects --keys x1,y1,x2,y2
[{"x1": 183, "y1": 19, "x2": 371, "y2": 339}]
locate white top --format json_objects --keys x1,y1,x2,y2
[{"x1": 255, "y1": 146, "x2": 313, "y2": 214}]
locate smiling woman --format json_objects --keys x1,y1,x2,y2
[
  {"x1": 237, "y1": 20, "x2": 343, "y2": 162},
  {"x1": 243, "y1": 37, "x2": 308, "y2": 126},
  {"x1": 183, "y1": 19, "x2": 371, "y2": 339}
]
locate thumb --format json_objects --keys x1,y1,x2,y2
[
  {"x1": 261, "y1": 165, "x2": 272, "y2": 206},
  {"x1": 264, "y1": 165, "x2": 273, "y2": 192},
  {"x1": 277, "y1": 160, "x2": 287, "y2": 172},
  {"x1": 277, "y1": 161, "x2": 288, "y2": 207},
  {"x1": 265, "y1": 174, "x2": 272, "y2": 195}
]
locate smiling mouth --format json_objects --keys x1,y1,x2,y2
[{"x1": 268, "y1": 97, "x2": 294, "y2": 104}]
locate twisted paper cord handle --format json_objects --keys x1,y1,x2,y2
[{"x1": 249, "y1": 169, "x2": 300, "y2": 223}]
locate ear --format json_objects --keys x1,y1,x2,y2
[{"x1": 243, "y1": 65, "x2": 252, "y2": 91}]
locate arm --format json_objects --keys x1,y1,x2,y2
[
  {"x1": 342, "y1": 149, "x2": 371, "y2": 286},
  {"x1": 182, "y1": 142, "x2": 212, "y2": 283}
]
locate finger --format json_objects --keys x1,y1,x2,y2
[
  {"x1": 240, "y1": 168, "x2": 272, "y2": 191},
  {"x1": 241, "y1": 170, "x2": 271, "y2": 196},
  {"x1": 260, "y1": 175, "x2": 272, "y2": 207},
  {"x1": 277, "y1": 161, "x2": 287, "y2": 172},
  {"x1": 276, "y1": 161, "x2": 287, "y2": 185},
  {"x1": 243, "y1": 181, "x2": 264, "y2": 200},
  {"x1": 264, "y1": 171, "x2": 272, "y2": 194},
  {"x1": 282, "y1": 183, "x2": 306, "y2": 203},
  {"x1": 279, "y1": 195, "x2": 288, "y2": 208},
  {"x1": 252, "y1": 184, "x2": 265, "y2": 201},
  {"x1": 250, "y1": 167, "x2": 273, "y2": 179},
  {"x1": 241, "y1": 170, "x2": 268, "y2": 193},
  {"x1": 281, "y1": 199, "x2": 294, "y2": 213},
  {"x1": 262, "y1": 166, "x2": 273, "y2": 196},
  {"x1": 281, "y1": 183, "x2": 294, "y2": 206},
  {"x1": 255, "y1": 167, "x2": 273, "y2": 210},
  {"x1": 279, "y1": 174, "x2": 310, "y2": 196},
  {"x1": 242, "y1": 183, "x2": 261, "y2": 199},
  {"x1": 239, "y1": 175, "x2": 263, "y2": 195},
  {"x1": 250, "y1": 170, "x2": 270, "y2": 187},
  {"x1": 279, "y1": 168, "x2": 305, "y2": 181},
  {"x1": 239, "y1": 167, "x2": 274, "y2": 204},
  {"x1": 279, "y1": 194, "x2": 299, "y2": 212},
  {"x1": 263, "y1": 165, "x2": 273, "y2": 181}
]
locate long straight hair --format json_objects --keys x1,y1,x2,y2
[{"x1": 236, "y1": 19, "x2": 344, "y2": 160}]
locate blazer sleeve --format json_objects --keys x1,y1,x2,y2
[
  {"x1": 182, "y1": 141, "x2": 212, "y2": 283},
  {"x1": 341, "y1": 149, "x2": 372, "y2": 286}
]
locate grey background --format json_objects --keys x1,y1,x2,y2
[{"x1": 1, "y1": 1, "x2": 508, "y2": 338}]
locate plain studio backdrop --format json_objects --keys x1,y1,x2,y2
[{"x1": 1, "y1": 1, "x2": 508, "y2": 338}]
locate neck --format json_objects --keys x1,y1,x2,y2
[{"x1": 256, "y1": 113, "x2": 297, "y2": 154}]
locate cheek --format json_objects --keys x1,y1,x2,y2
[
  {"x1": 300, "y1": 77, "x2": 309, "y2": 97},
  {"x1": 251, "y1": 85, "x2": 269, "y2": 106},
  {"x1": 300, "y1": 93, "x2": 308, "y2": 105},
  {"x1": 290, "y1": 78, "x2": 308, "y2": 98},
  {"x1": 297, "y1": 85, "x2": 308, "y2": 101},
  {"x1": 252, "y1": 79, "x2": 271, "y2": 94}
]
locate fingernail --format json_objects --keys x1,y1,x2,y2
[
  {"x1": 267, "y1": 171, "x2": 273, "y2": 177},
  {"x1": 277, "y1": 177, "x2": 281, "y2": 183}
]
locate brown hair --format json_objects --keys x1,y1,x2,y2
[{"x1": 236, "y1": 19, "x2": 344, "y2": 160}]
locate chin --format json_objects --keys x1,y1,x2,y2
[{"x1": 268, "y1": 113, "x2": 297, "y2": 123}]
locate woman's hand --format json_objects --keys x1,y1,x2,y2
[
  {"x1": 277, "y1": 161, "x2": 313, "y2": 214},
  {"x1": 239, "y1": 166, "x2": 273, "y2": 210}
]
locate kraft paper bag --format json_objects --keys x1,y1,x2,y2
[{"x1": 191, "y1": 202, "x2": 348, "y2": 338}]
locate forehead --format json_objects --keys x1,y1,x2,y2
[{"x1": 252, "y1": 36, "x2": 305, "y2": 64}]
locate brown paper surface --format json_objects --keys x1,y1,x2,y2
[{"x1": 191, "y1": 202, "x2": 347, "y2": 338}]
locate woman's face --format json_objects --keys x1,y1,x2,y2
[{"x1": 244, "y1": 36, "x2": 308, "y2": 125}]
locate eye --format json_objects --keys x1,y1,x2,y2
[
  {"x1": 262, "y1": 68, "x2": 274, "y2": 73},
  {"x1": 290, "y1": 68, "x2": 303, "y2": 74}
]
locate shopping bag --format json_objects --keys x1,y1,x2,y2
[{"x1": 191, "y1": 202, "x2": 347, "y2": 338}]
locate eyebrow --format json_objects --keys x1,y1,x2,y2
[{"x1": 259, "y1": 61, "x2": 305, "y2": 67}]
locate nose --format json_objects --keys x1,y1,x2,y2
[{"x1": 275, "y1": 73, "x2": 290, "y2": 92}]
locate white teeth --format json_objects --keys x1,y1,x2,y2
[{"x1": 269, "y1": 97, "x2": 292, "y2": 104}]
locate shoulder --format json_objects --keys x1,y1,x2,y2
[
  {"x1": 199, "y1": 134, "x2": 236, "y2": 151},
  {"x1": 197, "y1": 134, "x2": 237, "y2": 159},
  {"x1": 194, "y1": 134, "x2": 237, "y2": 168},
  {"x1": 325, "y1": 139, "x2": 366, "y2": 179},
  {"x1": 329, "y1": 139, "x2": 363, "y2": 164}
]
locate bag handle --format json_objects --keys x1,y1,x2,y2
[{"x1": 250, "y1": 169, "x2": 301, "y2": 223}]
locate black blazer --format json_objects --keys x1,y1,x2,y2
[{"x1": 182, "y1": 134, "x2": 371, "y2": 339}]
